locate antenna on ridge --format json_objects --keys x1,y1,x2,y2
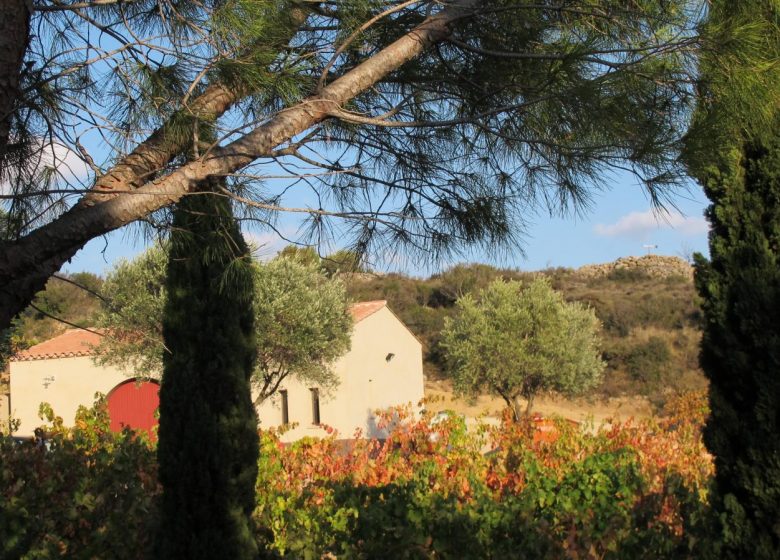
[{"x1": 643, "y1": 244, "x2": 658, "y2": 255}]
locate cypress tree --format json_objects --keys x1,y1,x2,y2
[
  {"x1": 686, "y1": 3, "x2": 780, "y2": 556},
  {"x1": 156, "y1": 180, "x2": 259, "y2": 559},
  {"x1": 693, "y1": 137, "x2": 780, "y2": 558}
]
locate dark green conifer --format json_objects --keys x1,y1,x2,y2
[
  {"x1": 693, "y1": 139, "x2": 780, "y2": 558},
  {"x1": 156, "y1": 180, "x2": 259, "y2": 559},
  {"x1": 686, "y1": 3, "x2": 780, "y2": 556}
]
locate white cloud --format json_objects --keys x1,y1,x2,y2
[
  {"x1": 44, "y1": 141, "x2": 91, "y2": 184},
  {"x1": 594, "y1": 209, "x2": 709, "y2": 238},
  {"x1": 1, "y1": 140, "x2": 91, "y2": 196}
]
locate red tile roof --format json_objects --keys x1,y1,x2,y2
[
  {"x1": 349, "y1": 300, "x2": 386, "y2": 323},
  {"x1": 13, "y1": 302, "x2": 387, "y2": 362},
  {"x1": 13, "y1": 329, "x2": 103, "y2": 361}
]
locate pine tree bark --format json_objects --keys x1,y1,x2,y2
[{"x1": 0, "y1": 0, "x2": 31, "y2": 172}]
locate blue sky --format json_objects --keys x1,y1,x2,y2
[
  {"x1": 511, "y1": 178, "x2": 710, "y2": 271},
  {"x1": 62, "y1": 170, "x2": 710, "y2": 278}
]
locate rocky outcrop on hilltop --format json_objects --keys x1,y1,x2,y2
[{"x1": 577, "y1": 255, "x2": 694, "y2": 280}]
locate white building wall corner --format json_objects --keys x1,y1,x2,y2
[{"x1": 255, "y1": 305, "x2": 424, "y2": 442}]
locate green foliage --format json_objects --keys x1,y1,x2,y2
[
  {"x1": 253, "y1": 393, "x2": 716, "y2": 559},
  {"x1": 684, "y1": 1, "x2": 780, "y2": 167},
  {"x1": 0, "y1": 272, "x2": 104, "y2": 372},
  {"x1": 321, "y1": 249, "x2": 368, "y2": 277},
  {"x1": 691, "y1": 138, "x2": 780, "y2": 557},
  {"x1": 581, "y1": 275, "x2": 700, "y2": 335},
  {"x1": 0, "y1": 328, "x2": 14, "y2": 376},
  {"x1": 9, "y1": 273, "x2": 103, "y2": 349},
  {"x1": 684, "y1": 2, "x2": 780, "y2": 557},
  {"x1": 94, "y1": 243, "x2": 168, "y2": 377},
  {"x1": 273, "y1": 244, "x2": 371, "y2": 276},
  {"x1": 209, "y1": 0, "x2": 312, "y2": 100},
  {"x1": 156, "y1": 189, "x2": 259, "y2": 559},
  {"x1": 524, "y1": 449, "x2": 646, "y2": 554},
  {"x1": 275, "y1": 245, "x2": 320, "y2": 267},
  {"x1": 4, "y1": 0, "x2": 705, "y2": 270},
  {"x1": 253, "y1": 256, "x2": 352, "y2": 402},
  {"x1": 259, "y1": 479, "x2": 552, "y2": 559},
  {"x1": 325, "y1": 0, "x2": 701, "y2": 259},
  {"x1": 93, "y1": 244, "x2": 352, "y2": 402},
  {"x1": 0, "y1": 398, "x2": 158, "y2": 560},
  {"x1": 430, "y1": 263, "x2": 507, "y2": 306},
  {"x1": 1, "y1": 392, "x2": 716, "y2": 559},
  {"x1": 341, "y1": 261, "x2": 704, "y2": 403},
  {"x1": 624, "y1": 337, "x2": 672, "y2": 385},
  {"x1": 607, "y1": 268, "x2": 651, "y2": 283},
  {"x1": 600, "y1": 330, "x2": 702, "y2": 405},
  {"x1": 442, "y1": 277, "x2": 605, "y2": 418}
]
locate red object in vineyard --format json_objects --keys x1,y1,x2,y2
[
  {"x1": 532, "y1": 414, "x2": 580, "y2": 444},
  {"x1": 107, "y1": 379, "x2": 160, "y2": 440}
]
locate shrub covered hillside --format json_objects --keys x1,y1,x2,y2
[
  {"x1": 0, "y1": 273, "x2": 104, "y2": 372},
  {"x1": 344, "y1": 255, "x2": 703, "y2": 407}
]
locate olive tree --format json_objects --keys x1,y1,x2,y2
[
  {"x1": 93, "y1": 244, "x2": 168, "y2": 377},
  {"x1": 442, "y1": 277, "x2": 604, "y2": 419},
  {"x1": 252, "y1": 256, "x2": 352, "y2": 402},
  {"x1": 94, "y1": 246, "x2": 352, "y2": 402}
]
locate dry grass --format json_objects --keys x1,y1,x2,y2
[{"x1": 424, "y1": 378, "x2": 655, "y2": 425}]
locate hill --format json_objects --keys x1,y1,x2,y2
[{"x1": 342, "y1": 255, "x2": 704, "y2": 410}]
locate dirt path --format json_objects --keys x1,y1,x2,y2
[{"x1": 424, "y1": 379, "x2": 655, "y2": 426}]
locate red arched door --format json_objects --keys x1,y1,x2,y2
[{"x1": 107, "y1": 379, "x2": 160, "y2": 439}]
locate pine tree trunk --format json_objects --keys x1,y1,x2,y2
[
  {"x1": 0, "y1": 0, "x2": 30, "y2": 172},
  {"x1": 156, "y1": 179, "x2": 259, "y2": 559},
  {"x1": 0, "y1": 0, "x2": 477, "y2": 331}
]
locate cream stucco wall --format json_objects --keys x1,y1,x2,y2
[
  {"x1": 255, "y1": 306, "x2": 425, "y2": 442},
  {"x1": 9, "y1": 306, "x2": 425, "y2": 441},
  {"x1": 9, "y1": 356, "x2": 130, "y2": 437},
  {"x1": 0, "y1": 393, "x2": 9, "y2": 434}
]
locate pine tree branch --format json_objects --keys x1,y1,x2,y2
[
  {"x1": 0, "y1": 0, "x2": 480, "y2": 330},
  {"x1": 76, "y1": 5, "x2": 310, "y2": 208},
  {"x1": 35, "y1": 0, "x2": 142, "y2": 12}
]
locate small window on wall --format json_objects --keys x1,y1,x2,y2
[
  {"x1": 309, "y1": 388, "x2": 321, "y2": 425},
  {"x1": 280, "y1": 390, "x2": 289, "y2": 425}
]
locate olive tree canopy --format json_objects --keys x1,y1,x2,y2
[
  {"x1": 442, "y1": 277, "x2": 604, "y2": 419},
  {"x1": 95, "y1": 246, "x2": 352, "y2": 403}
]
